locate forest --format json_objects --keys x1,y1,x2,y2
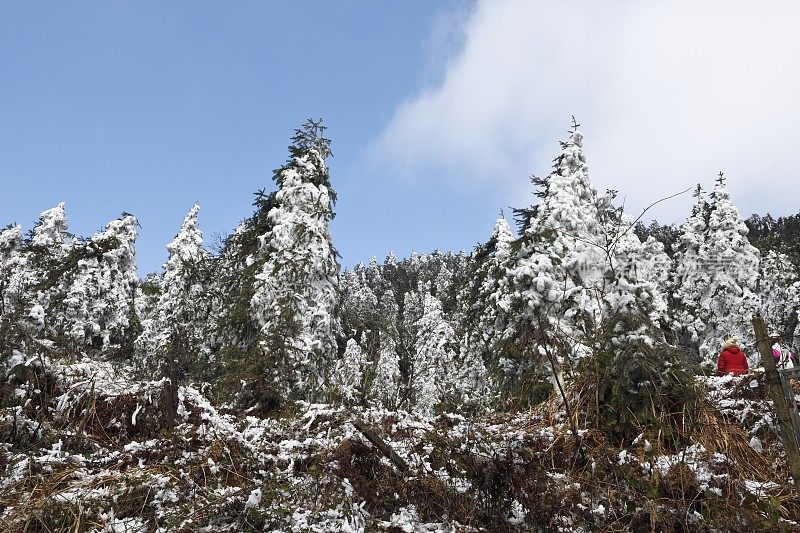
[{"x1": 1, "y1": 120, "x2": 799, "y2": 531}]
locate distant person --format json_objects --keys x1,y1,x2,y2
[
  {"x1": 773, "y1": 342, "x2": 796, "y2": 369},
  {"x1": 717, "y1": 338, "x2": 749, "y2": 376},
  {"x1": 773, "y1": 342, "x2": 783, "y2": 364}
]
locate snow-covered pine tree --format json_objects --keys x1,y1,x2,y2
[
  {"x1": 506, "y1": 123, "x2": 606, "y2": 393},
  {"x1": 364, "y1": 255, "x2": 386, "y2": 295},
  {"x1": 329, "y1": 338, "x2": 366, "y2": 405},
  {"x1": 671, "y1": 184, "x2": 711, "y2": 357},
  {"x1": 30, "y1": 203, "x2": 69, "y2": 250},
  {"x1": 339, "y1": 261, "x2": 379, "y2": 345},
  {"x1": 0, "y1": 224, "x2": 23, "y2": 318},
  {"x1": 137, "y1": 204, "x2": 209, "y2": 374},
  {"x1": 370, "y1": 288, "x2": 402, "y2": 409},
  {"x1": 11, "y1": 203, "x2": 71, "y2": 337},
  {"x1": 250, "y1": 119, "x2": 340, "y2": 403},
  {"x1": 638, "y1": 235, "x2": 672, "y2": 327},
  {"x1": 60, "y1": 214, "x2": 140, "y2": 351},
  {"x1": 458, "y1": 216, "x2": 514, "y2": 405},
  {"x1": 758, "y1": 250, "x2": 798, "y2": 340},
  {"x1": 696, "y1": 174, "x2": 761, "y2": 365},
  {"x1": 595, "y1": 192, "x2": 669, "y2": 340},
  {"x1": 411, "y1": 292, "x2": 458, "y2": 416},
  {"x1": 433, "y1": 259, "x2": 453, "y2": 301}
]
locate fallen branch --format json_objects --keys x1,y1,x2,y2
[{"x1": 351, "y1": 419, "x2": 409, "y2": 473}]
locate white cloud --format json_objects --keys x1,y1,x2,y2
[{"x1": 373, "y1": 0, "x2": 800, "y2": 222}]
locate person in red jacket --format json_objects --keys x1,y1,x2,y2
[{"x1": 717, "y1": 338, "x2": 749, "y2": 376}]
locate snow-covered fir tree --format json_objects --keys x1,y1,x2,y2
[
  {"x1": 507, "y1": 124, "x2": 606, "y2": 389},
  {"x1": 0, "y1": 224, "x2": 23, "y2": 317},
  {"x1": 671, "y1": 184, "x2": 711, "y2": 355},
  {"x1": 137, "y1": 204, "x2": 209, "y2": 372},
  {"x1": 639, "y1": 235, "x2": 672, "y2": 318},
  {"x1": 411, "y1": 292, "x2": 458, "y2": 416},
  {"x1": 250, "y1": 119, "x2": 340, "y2": 403},
  {"x1": 329, "y1": 338, "x2": 366, "y2": 404},
  {"x1": 458, "y1": 216, "x2": 514, "y2": 403},
  {"x1": 60, "y1": 214, "x2": 140, "y2": 349},
  {"x1": 7, "y1": 203, "x2": 71, "y2": 337},
  {"x1": 595, "y1": 193, "x2": 669, "y2": 340},
  {"x1": 370, "y1": 289, "x2": 402, "y2": 409},
  {"x1": 696, "y1": 174, "x2": 761, "y2": 364},
  {"x1": 758, "y1": 250, "x2": 799, "y2": 340},
  {"x1": 495, "y1": 123, "x2": 674, "y2": 402},
  {"x1": 30, "y1": 202, "x2": 69, "y2": 249}
]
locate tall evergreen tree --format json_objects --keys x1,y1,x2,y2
[
  {"x1": 250, "y1": 120, "x2": 340, "y2": 403},
  {"x1": 0, "y1": 224, "x2": 23, "y2": 318},
  {"x1": 507, "y1": 124, "x2": 606, "y2": 390},
  {"x1": 137, "y1": 204, "x2": 209, "y2": 372},
  {"x1": 411, "y1": 292, "x2": 458, "y2": 416},
  {"x1": 60, "y1": 214, "x2": 140, "y2": 350},
  {"x1": 671, "y1": 184, "x2": 711, "y2": 357},
  {"x1": 12, "y1": 203, "x2": 71, "y2": 338},
  {"x1": 459, "y1": 216, "x2": 513, "y2": 403},
  {"x1": 370, "y1": 289, "x2": 402, "y2": 409},
  {"x1": 758, "y1": 250, "x2": 799, "y2": 340},
  {"x1": 696, "y1": 174, "x2": 761, "y2": 364}
]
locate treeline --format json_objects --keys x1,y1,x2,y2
[{"x1": 1, "y1": 120, "x2": 799, "y2": 417}]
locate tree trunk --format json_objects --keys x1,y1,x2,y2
[
  {"x1": 753, "y1": 314, "x2": 800, "y2": 495},
  {"x1": 162, "y1": 359, "x2": 178, "y2": 432},
  {"x1": 351, "y1": 419, "x2": 409, "y2": 473}
]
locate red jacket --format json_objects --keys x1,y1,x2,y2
[{"x1": 717, "y1": 346, "x2": 749, "y2": 376}]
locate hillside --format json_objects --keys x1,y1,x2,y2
[
  {"x1": 0, "y1": 354, "x2": 797, "y2": 531},
  {"x1": 2, "y1": 121, "x2": 800, "y2": 530}
]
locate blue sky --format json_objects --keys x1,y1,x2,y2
[
  {"x1": 3, "y1": 1, "x2": 800, "y2": 275},
  {"x1": 1, "y1": 1, "x2": 489, "y2": 274}
]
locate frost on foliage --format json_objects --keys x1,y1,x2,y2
[
  {"x1": 370, "y1": 290, "x2": 402, "y2": 409},
  {"x1": 758, "y1": 250, "x2": 799, "y2": 339},
  {"x1": 0, "y1": 223, "x2": 24, "y2": 316},
  {"x1": 27, "y1": 303, "x2": 45, "y2": 332},
  {"x1": 5, "y1": 204, "x2": 70, "y2": 326},
  {"x1": 509, "y1": 127, "x2": 605, "y2": 344},
  {"x1": 250, "y1": 120, "x2": 340, "y2": 402},
  {"x1": 672, "y1": 184, "x2": 711, "y2": 352},
  {"x1": 137, "y1": 204, "x2": 208, "y2": 370},
  {"x1": 330, "y1": 338, "x2": 366, "y2": 404},
  {"x1": 412, "y1": 292, "x2": 459, "y2": 416},
  {"x1": 460, "y1": 218, "x2": 513, "y2": 378},
  {"x1": 59, "y1": 214, "x2": 139, "y2": 347},
  {"x1": 696, "y1": 176, "x2": 761, "y2": 364},
  {"x1": 31, "y1": 202, "x2": 69, "y2": 249}
]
